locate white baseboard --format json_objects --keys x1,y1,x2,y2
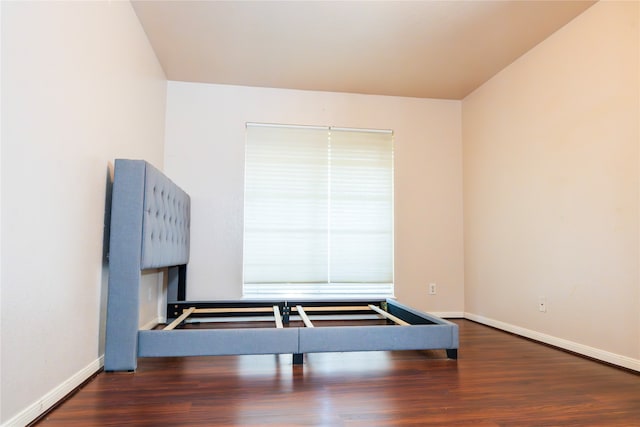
[
  {"x1": 2, "y1": 356, "x2": 104, "y2": 427},
  {"x1": 5, "y1": 316, "x2": 161, "y2": 426},
  {"x1": 432, "y1": 311, "x2": 465, "y2": 319},
  {"x1": 140, "y1": 316, "x2": 163, "y2": 330},
  {"x1": 464, "y1": 312, "x2": 640, "y2": 372}
]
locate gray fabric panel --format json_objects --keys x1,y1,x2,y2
[
  {"x1": 138, "y1": 328, "x2": 299, "y2": 357},
  {"x1": 105, "y1": 160, "x2": 146, "y2": 371},
  {"x1": 299, "y1": 324, "x2": 455, "y2": 353},
  {"x1": 141, "y1": 162, "x2": 190, "y2": 269},
  {"x1": 386, "y1": 299, "x2": 459, "y2": 348}
]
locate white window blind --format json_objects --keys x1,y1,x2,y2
[{"x1": 243, "y1": 123, "x2": 394, "y2": 298}]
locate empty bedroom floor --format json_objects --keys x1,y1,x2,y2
[{"x1": 34, "y1": 320, "x2": 640, "y2": 426}]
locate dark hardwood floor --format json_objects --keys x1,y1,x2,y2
[{"x1": 34, "y1": 320, "x2": 640, "y2": 426}]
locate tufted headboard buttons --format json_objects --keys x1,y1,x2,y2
[{"x1": 141, "y1": 162, "x2": 190, "y2": 269}]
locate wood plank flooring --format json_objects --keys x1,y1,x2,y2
[{"x1": 34, "y1": 320, "x2": 640, "y2": 426}]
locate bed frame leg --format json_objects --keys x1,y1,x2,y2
[
  {"x1": 293, "y1": 353, "x2": 304, "y2": 365},
  {"x1": 446, "y1": 349, "x2": 458, "y2": 359}
]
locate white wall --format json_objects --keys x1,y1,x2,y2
[
  {"x1": 463, "y1": 0, "x2": 639, "y2": 367},
  {"x1": 164, "y1": 83, "x2": 464, "y2": 315},
  {"x1": 1, "y1": 1, "x2": 166, "y2": 424}
]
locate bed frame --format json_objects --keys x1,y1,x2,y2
[{"x1": 104, "y1": 159, "x2": 459, "y2": 372}]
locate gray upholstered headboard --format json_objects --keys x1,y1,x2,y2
[
  {"x1": 141, "y1": 162, "x2": 190, "y2": 269},
  {"x1": 105, "y1": 159, "x2": 191, "y2": 371}
]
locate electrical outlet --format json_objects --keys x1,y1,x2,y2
[
  {"x1": 539, "y1": 297, "x2": 547, "y2": 312},
  {"x1": 428, "y1": 283, "x2": 437, "y2": 295}
]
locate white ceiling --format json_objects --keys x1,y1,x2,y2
[{"x1": 132, "y1": 0, "x2": 596, "y2": 100}]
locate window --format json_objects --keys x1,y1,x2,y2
[{"x1": 243, "y1": 123, "x2": 394, "y2": 298}]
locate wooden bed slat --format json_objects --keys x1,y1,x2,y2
[
  {"x1": 193, "y1": 307, "x2": 275, "y2": 314},
  {"x1": 273, "y1": 305, "x2": 283, "y2": 329},
  {"x1": 164, "y1": 307, "x2": 196, "y2": 330},
  {"x1": 368, "y1": 305, "x2": 410, "y2": 326},
  {"x1": 292, "y1": 305, "x2": 372, "y2": 312},
  {"x1": 296, "y1": 305, "x2": 314, "y2": 328}
]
